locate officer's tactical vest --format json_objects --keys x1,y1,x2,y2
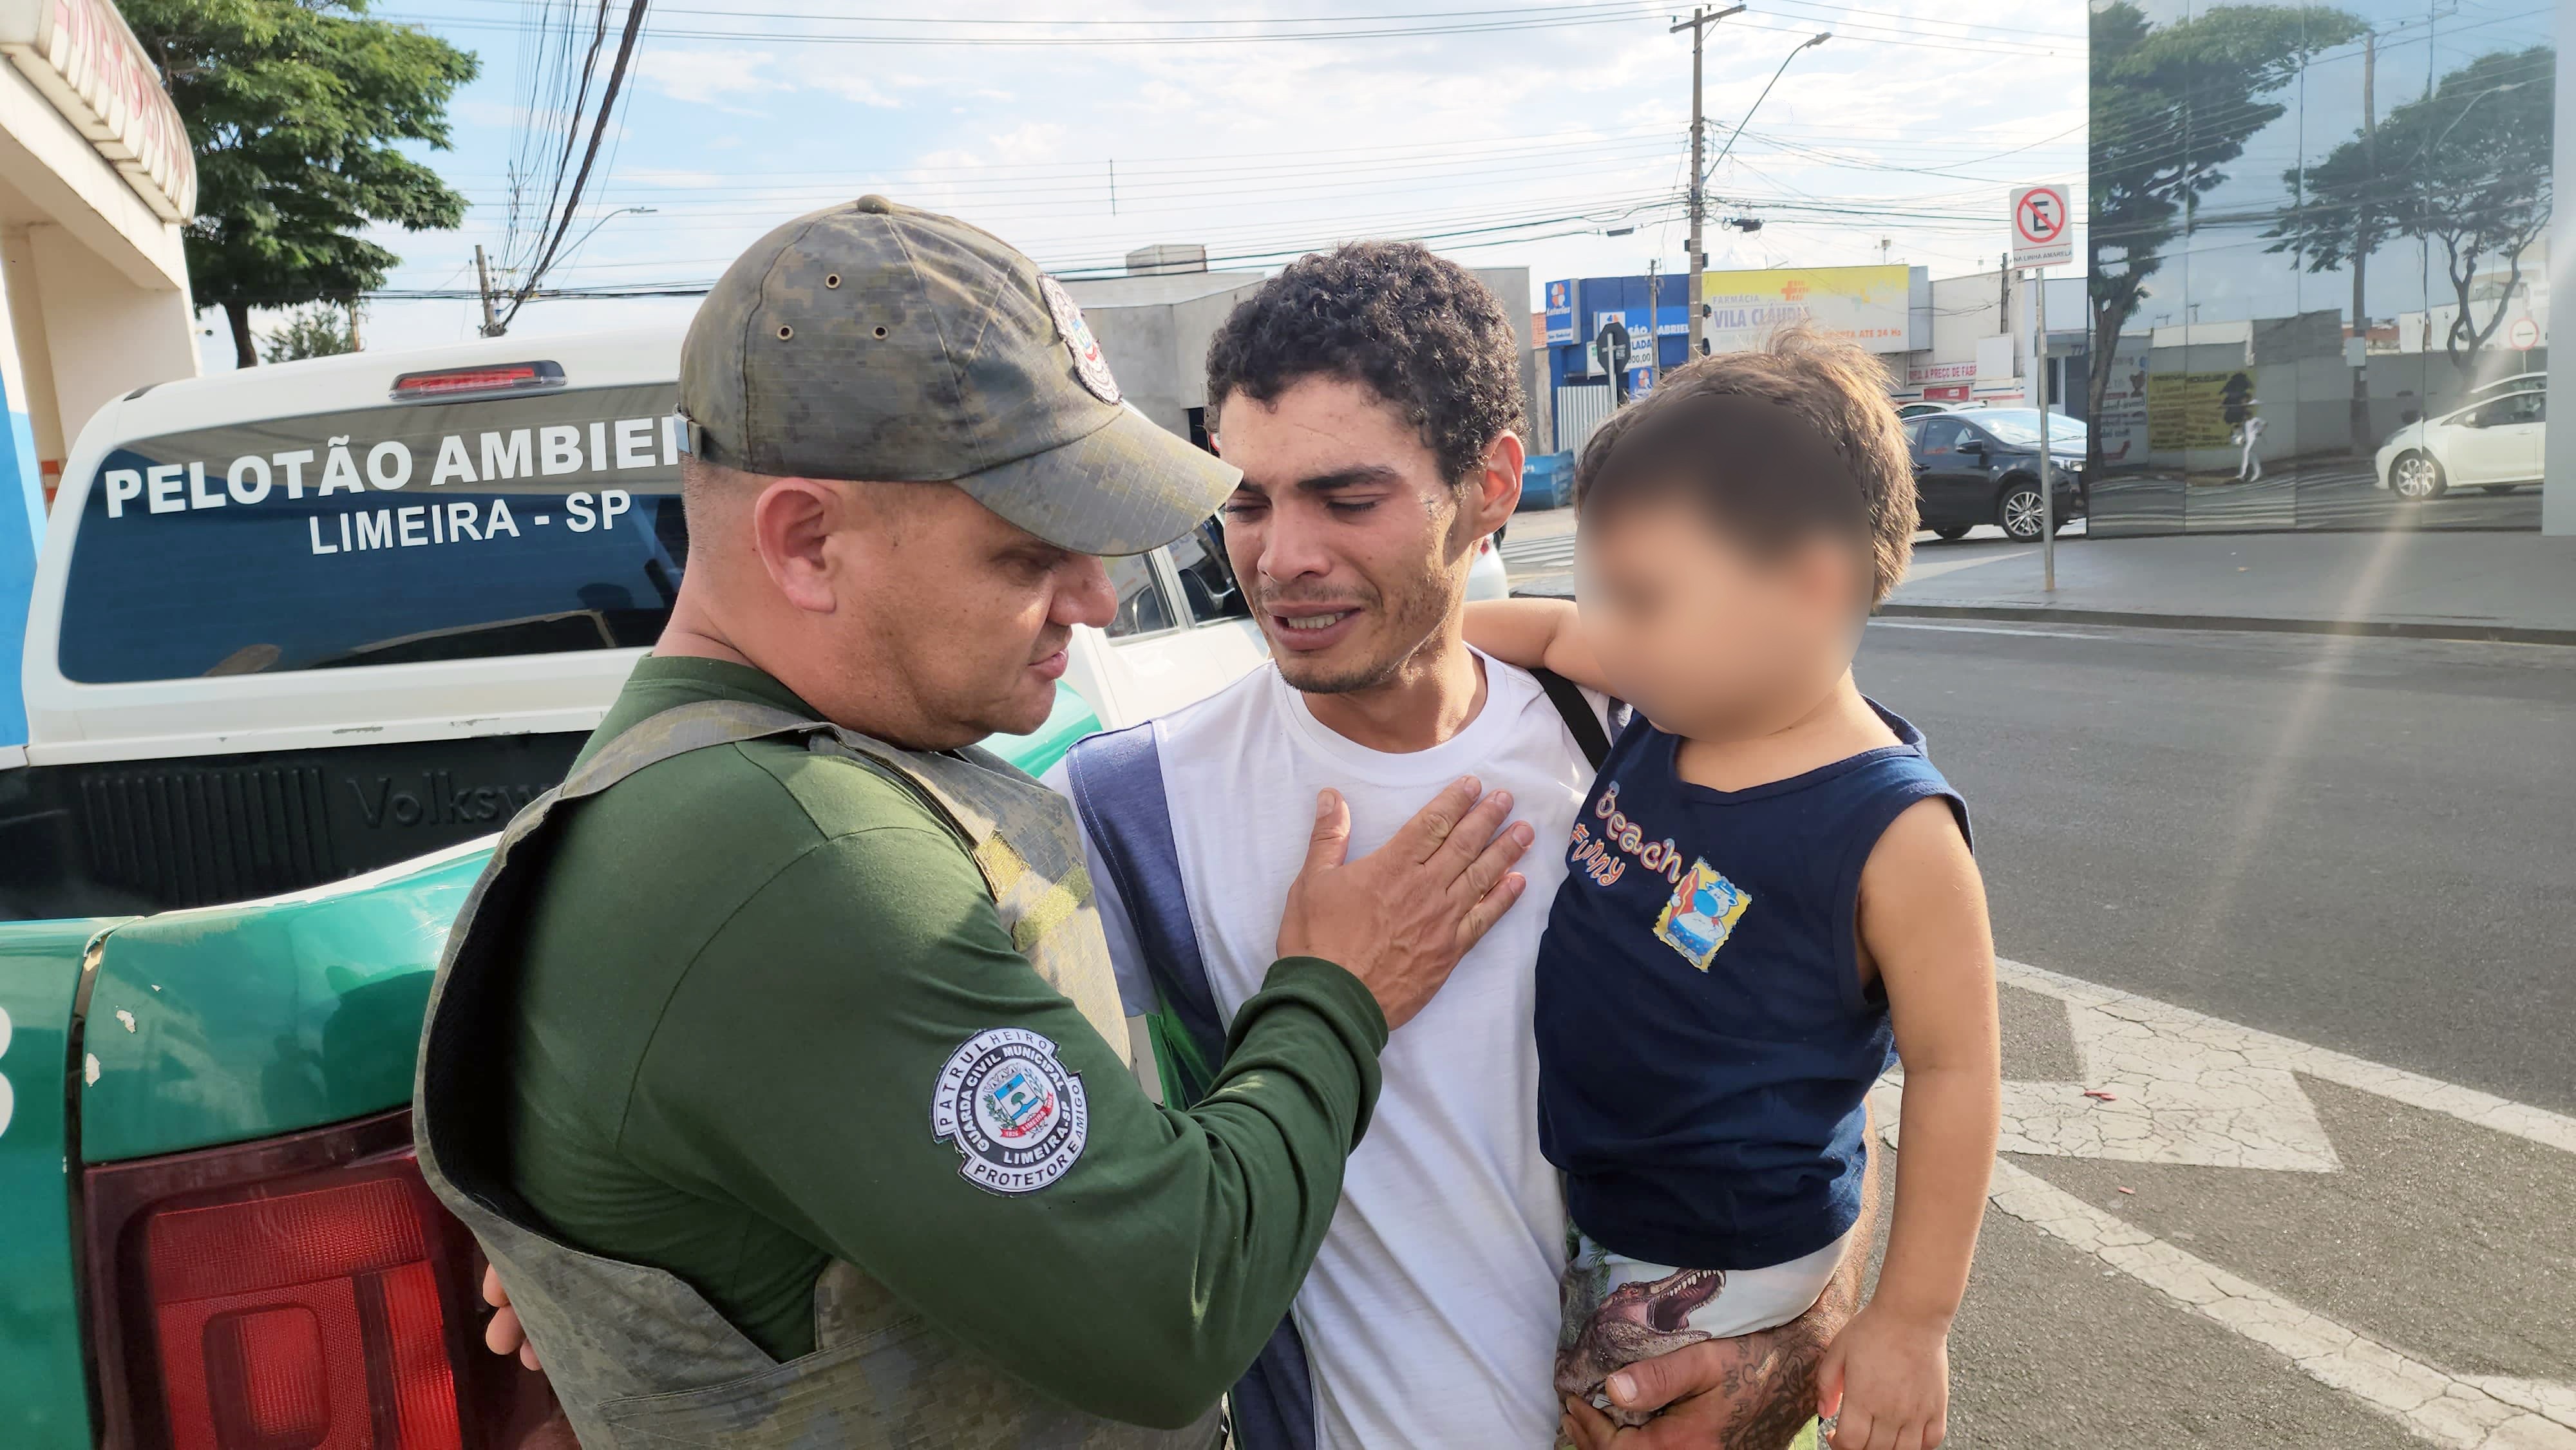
[{"x1": 413, "y1": 700, "x2": 1218, "y2": 1449}]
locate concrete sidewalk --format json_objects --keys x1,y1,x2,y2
[{"x1": 1883, "y1": 530, "x2": 2576, "y2": 645}]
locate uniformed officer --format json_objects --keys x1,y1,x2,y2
[{"x1": 411, "y1": 197, "x2": 1535, "y2": 1449}]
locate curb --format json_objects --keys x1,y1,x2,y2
[{"x1": 1871, "y1": 602, "x2": 2576, "y2": 648}]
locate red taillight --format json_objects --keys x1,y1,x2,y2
[
  {"x1": 143, "y1": 1170, "x2": 459, "y2": 1450},
  {"x1": 388, "y1": 362, "x2": 565, "y2": 401},
  {"x1": 84, "y1": 1109, "x2": 556, "y2": 1450}
]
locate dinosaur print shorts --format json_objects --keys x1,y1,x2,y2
[{"x1": 1555, "y1": 1225, "x2": 1850, "y2": 1422}]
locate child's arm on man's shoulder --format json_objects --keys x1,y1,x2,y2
[
  {"x1": 1818, "y1": 796, "x2": 1998, "y2": 1450},
  {"x1": 1460, "y1": 598, "x2": 1611, "y2": 693}
]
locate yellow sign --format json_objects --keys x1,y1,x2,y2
[
  {"x1": 1696, "y1": 265, "x2": 1914, "y2": 355},
  {"x1": 2146, "y1": 371, "x2": 2255, "y2": 451}
]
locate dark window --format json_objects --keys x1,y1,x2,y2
[
  {"x1": 1917, "y1": 418, "x2": 1969, "y2": 457},
  {"x1": 1103, "y1": 552, "x2": 1177, "y2": 638},
  {"x1": 1166, "y1": 521, "x2": 1249, "y2": 623},
  {"x1": 59, "y1": 385, "x2": 685, "y2": 683},
  {"x1": 2489, "y1": 391, "x2": 2544, "y2": 426}
]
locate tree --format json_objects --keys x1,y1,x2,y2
[
  {"x1": 261, "y1": 304, "x2": 357, "y2": 363},
  {"x1": 2266, "y1": 47, "x2": 2554, "y2": 383},
  {"x1": 2087, "y1": 2, "x2": 2365, "y2": 466},
  {"x1": 124, "y1": 0, "x2": 477, "y2": 368}
]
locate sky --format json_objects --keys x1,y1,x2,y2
[{"x1": 198, "y1": 0, "x2": 2093, "y2": 371}]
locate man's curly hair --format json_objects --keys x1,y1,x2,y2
[{"x1": 1204, "y1": 241, "x2": 1524, "y2": 484}]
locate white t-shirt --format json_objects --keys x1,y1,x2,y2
[{"x1": 1047, "y1": 654, "x2": 1598, "y2": 1450}]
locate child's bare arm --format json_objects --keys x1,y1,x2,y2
[
  {"x1": 1818, "y1": 797, "x2": 1998, "y2": 1450},
  {"x1": 1460, "y1": 598, "x2": 1611, "y2": 693}
]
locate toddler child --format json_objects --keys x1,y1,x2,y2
[{"x1": 1466, "y1": 326, "x2": 2000, "y2": 1450}]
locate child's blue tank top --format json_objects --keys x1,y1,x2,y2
[{"x1": 1535, "y1": 701, "x2": 1967, "y2": 1270}]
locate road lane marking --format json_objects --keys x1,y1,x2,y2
[
  {"x1": 1986, "y1": 1159, "x2": 2576, "y2": 1448},
  {"x1": 1873, "y1": 960, "x2": 2576, "y2": 1446},
  {"x1": 1993, "y1": 958, "x2": 2576, "y2": 1158}
]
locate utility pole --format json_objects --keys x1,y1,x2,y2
[
  {"x1": 2349, "y1": 29, "x2": 2378, "y2": 455},
  {"x1": 475, "y1": 245, "x2": 499, "y2": 337},
  {"x1": 1645, "y1": 257, "x2": 1662, "y2": 393},
  {"x1": 1672, "y1": 5, "x2": 1745, "y2": 361}
]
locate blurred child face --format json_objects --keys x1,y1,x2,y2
[{"x1": 1575, "y1": 493, "x2": 1868, "y2": 739}]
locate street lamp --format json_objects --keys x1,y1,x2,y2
[
  {"x1": 1703, "y1": 33, "x2": 1831, "y2": 182},
  {"x1": 564, "y1": 205, "x2": 658, "y2": 259}
]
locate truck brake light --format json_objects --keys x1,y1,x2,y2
[
  {"x1": 389, "y1": 362, "x2": 565, "y2": 402},
  {"x1": 84, "y1": 1109, "x2": 553, "y2": 1450}
]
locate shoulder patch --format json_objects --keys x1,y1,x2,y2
[{"x1": 932, "y1": 1026, "x2": 1090, "y2": 1195}]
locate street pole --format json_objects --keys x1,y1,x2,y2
[
  {"x1": 2036, "y1": 267, "x2": 2054, "y2": 591},
  {"x1": 2349, "y1": 30, "x2": 2377, "y2": 456},
  {"x1": 1671, "y1": 5, "x2": 1744, "y2": 361},
  {"x1": 1645, "y1": 257, "x2": 1661, "y2": 393},
  {"x1": 475, "y1": 245, "x2": 499, "y2": 338}
]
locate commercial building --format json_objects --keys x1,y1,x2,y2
[
  {"x1": 1538, "y1": 265, "x2": 2094, "y2": 458},
  {"x1": 1066, "y1": 245, "x2": 1542, "y2": 460},
  {"x1": 2092, "y1": 0, "x2": 2566, "y2": 534},
  {"x1": 0, "y1": 0, "x2": 202, "y2": 740}
]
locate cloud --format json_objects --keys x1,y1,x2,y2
[
  {"x1": 799, "y1": 71, "x2": 903, "y2": 108},
  {"x1": 635, "y1": 48, "x2": 778, "y2": 108}
]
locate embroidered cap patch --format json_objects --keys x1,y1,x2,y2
[
  {"x1": 1038, "y1": 274, "x2": 1121, "y2": 404},
  {"x1": 1653, "y1": 860, "x2": 1752, "y2": 971},
  {"x1": 933, "y1": 1026, "x2": 1090, "y2": 1195}
]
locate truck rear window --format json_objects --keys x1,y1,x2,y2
[{"x1": 57, "y1": 385, "x2": 687, "y2": 682}]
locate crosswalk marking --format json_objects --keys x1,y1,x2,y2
[{"x1": 1499, "y1": 532, "x2": 1577, "y2": 572}]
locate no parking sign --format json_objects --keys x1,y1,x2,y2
[{"x1": 2011, "y1": 184, "x2": 2073, "y2": 269}]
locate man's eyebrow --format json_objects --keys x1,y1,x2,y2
[{"x1": 1292, "y1": 465, "x2": 1406, "y2": 494}]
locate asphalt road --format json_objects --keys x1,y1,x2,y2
[{"x1": 1853, "y1": 619, "x2": 2575, "y2": 1115}]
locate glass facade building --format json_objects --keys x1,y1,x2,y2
[{"x1": 2086, "y1": 1, "x2": 2566, "y2": 536}]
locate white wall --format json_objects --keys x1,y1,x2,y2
[{"x1": 12, "y1": 221, "x2": 195, "y2": 462}]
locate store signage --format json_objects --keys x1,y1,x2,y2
[
  {"x1": 0, "y1": 0, "x2": 198, "y2": 221},
  {"x1": 1698, "y1": 265, "x2": 1913, "y2": 355}
]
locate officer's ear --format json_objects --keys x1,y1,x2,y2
[{"x1": 751, "y1": 476, "x2": 853, "y2": 614}]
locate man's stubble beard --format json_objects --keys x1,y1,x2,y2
[{"x1": 1267, "y1": 550, "x2": 1466, "y2": 697}]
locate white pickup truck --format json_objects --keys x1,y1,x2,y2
[
  {"x1": 0, "y1": 328, "x2": 1289, "y2": 1449},
  {"x1": 4, "y1": 326, "x2": 1282, "y2": 922}
]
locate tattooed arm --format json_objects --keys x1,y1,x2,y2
[{"x1": 1561, "y1": 1128, "x2": 1882, "y2": 1450}]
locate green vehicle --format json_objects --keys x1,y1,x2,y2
[{"x1": 1, "y1": 335, "x2": 1262, "y2": 1448}]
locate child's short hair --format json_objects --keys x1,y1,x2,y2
[{"x1": 1573, "y1": 323, "x2": 1915, "y2": 604}]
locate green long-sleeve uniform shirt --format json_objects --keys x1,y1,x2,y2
[{"x1": 499, "y1": 657, "x2": 1385, "y2": 1427}]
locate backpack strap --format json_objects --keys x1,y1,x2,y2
[
  {"x1": 1531, "y1": 667, "x2": 1616, "y2": 770},
  {"x1": 1061, "y1": 722, "x2": 1318, "y2": 1450},
  {"x1": 1063, "y1": 723, "x2": 1224, "y2": 1104}
]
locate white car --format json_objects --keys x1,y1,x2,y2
[
  {"x1": 2374, "y1": 387, "x2": 2547, "y2": 499},
  {"x1": 1468, "y1": 530, "x2": 1510, "y2": 601}
]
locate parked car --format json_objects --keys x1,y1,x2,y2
[
  {"x1": 0, "y1": 328, "x2": 1272, "y2": 1449},
  {"x1": 1903, "y1": 408, "x2": 2087, "y2": 541},
  {"x1": 2374, "y1": 387, "x2": 2546, "y2": 500},
  {"x1": 1895, "y1": 399, "x2": 1979, "y2": 420},
  {"x1": 1468, "y1": 531, "x2": 1511, "y2": 600}
]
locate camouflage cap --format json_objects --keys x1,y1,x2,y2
[{"x1": 679, "y1": 196, "x2": 1239, "y2": 556}]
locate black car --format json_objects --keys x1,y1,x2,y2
[{"x1": 1903, "y1": 408, "x2": 2087, "y2": 541}]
